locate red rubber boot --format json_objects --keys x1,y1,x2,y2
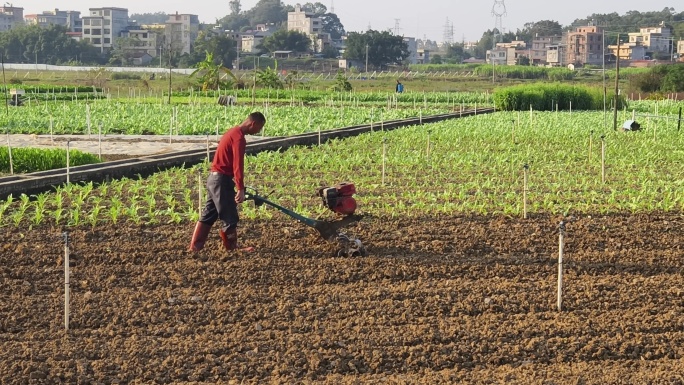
[
  {"x1": 220, "y1": 228, "x2": 255, "y2": 252},
  {"x1": 188, "y1": 222, "x2": 212, "y2": 252}
]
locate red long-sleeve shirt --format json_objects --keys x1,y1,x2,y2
[{"x1": 211, "y1": 126, "x2": 246, "y2": 190}]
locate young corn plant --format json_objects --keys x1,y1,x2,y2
[
  {"x1": 0, "y1": 195, "x2": 14, "y2": 227},
  {"x1": 31, "y1": 193, "x2": 49, "y2": 226}
]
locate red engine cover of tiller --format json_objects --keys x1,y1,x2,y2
[
  {"x1": 319, "y1": 183, "x2": 358, "y2": 215},
  {"x1": 335, "y1": 182, "x2": 356, "y2": 196},
  {"x1": 335, "y1": 196, "x2": 357, "y2": 215}
]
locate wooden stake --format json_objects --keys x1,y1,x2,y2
[
  {"x1": 64, "y1": 232, "x2": 70, "y2": 330},
  {"x1": 382, "y1": 137, "x2": 387, "y2": 186},
  {"x1": 557, "y1": 221, "x2": 565, "y2": 312},
  {"x1": 601, "y1": 135, "x2": 606, "y2": 184},
  {"x1": 523, "y1": 164, "x2": 529, "y2": 219},
  {"x1": 66, "y1": 141, "x2": 70, "y2": 185}
]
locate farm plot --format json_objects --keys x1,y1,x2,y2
[
  {"x1": 0, "y1": 102, "x2": 450, "y2": 137},
  {"x1": 1, "y1": 110, "x2": 683, "y2": 383}
]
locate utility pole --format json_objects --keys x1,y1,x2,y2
[
  {"x1": 613, "y1": 34, "x2": 620, "y2": 131},
  {"x1": 365, "y1": 44, "x2": 369, "y2": 73}
]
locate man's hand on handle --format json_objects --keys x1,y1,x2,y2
[{"x1": 236, "y1": 189, "x2": 246, "y2": 204}]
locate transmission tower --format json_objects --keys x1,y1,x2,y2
[
  {"x1": 394, "y1": 19, "x2": 402, "y2": 35},
  {"x1": 442, "y1": 17, "x2": 454, "y2": 45},
  {"x1": 491, "y1": 0, "x2": 507, "y2": 46}
]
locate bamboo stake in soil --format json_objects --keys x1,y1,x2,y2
[
  {"x1": 557, "y1": 221, "x2": 565, "y2": 312},
  {"x1": 382, "y1": 137, "x2": 387, "y2": 186},
  {"x1": 523, "y1": 164, "x2": 529, "y2": 219},
  {"x1": 601, "y1": 135, "x2": 606, "y2": 184},
  {"x1": 63, "y1": 231, "x2": 70, "y2": 330}
]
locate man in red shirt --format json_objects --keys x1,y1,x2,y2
[{"x1": 189, "y1": 112, "x2": 266, "y2": 252}]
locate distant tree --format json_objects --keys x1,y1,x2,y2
[
  {"x1": 261, "y1": 30, "x2": 311, "y2": 53},
  {"x1": 130, "y1": 12, "x2": 168, "y2": 24},
  {"x1": 444, "y1": 43, "x2": 471, "y2": 63},
  {"x1": 0, "y1": 24, "x2": 102, "y2": 64},
  {"x1": 109, "y1": 36, "x2": 144, "y2": 65},
  {"x1": 245, "y1": 0, "x2": 289, "y2": 26},
  {"x1": 229, "y1": 0, "x2": 241, "y2": 15},
  {"x1": 186, "y1": 31, "x2": 238, "y2": 68},
  {"x1": 344, "y1": 30, "x2": 409, "y2": 68},
  {"x1": 219, "y1": 14, "x2": 251, "y2": 32},
  {"x1": 568, "y1": 7, "x2": 680, "y2": 43},
  {"x1": 321, "y1": 45, "x2": 339, "y2": 58},
  {"x1": 430, "y1": 54, "x2": 443, "y2": 64},
  {"x1": 517, "y1": 20, "x2": 563, "y2": 42},
  {"x1": 321, "y1": 13, "x2": 345, "y2": 40},
  {"x1": 301, "y1": 2, "x2": 327, "y2": 16}
]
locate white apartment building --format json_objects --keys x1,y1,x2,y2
[
  {"x1": 628, "y1": 24, "x2": 672, "y2": 54},
  {"x1": 287, "y1": 4, "x2": 329, "y2": 52},
  {"x1": 0, "y1": 6, "x2": 24, "y2": 31},
  {"x1": 164, "y1": 12, "x2": 199, "y2": 55},
  {"x1": 82, "y1": 7, "x2": 129, "y2": 53},
  {"x1": 24, "y1": 9, "x2": 81, "y2": 32}
]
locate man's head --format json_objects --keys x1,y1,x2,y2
[{"x1": 243, "y1": 111, "x2": 266, "y2": 135}]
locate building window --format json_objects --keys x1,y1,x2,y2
[
  {"x1": 92, "y1": 19, "x2": 101, "y2": 26},
  {"x1": 92, "y1": 29, "x2": 101, "y2": 35},
  {"x1": 93, "y1": 38, "x2": 101, "y2": 44},
  {"x1": 104, "y1": 10, "x2": 110, "y2": 16},
  {"x1": 104, "y1": 19, "x2": 110, "y2": 25},
  {"x1": 84, "y1": 28, "x2": 90, "y2": 34},
  {"x1": 104, "y1": 28, "x2": 110, "y2": 35},
  {"x1": 84, "y1": 19, "x2": 90, "y2": 25},
  {"x1": 142, "y1": 33, "x2": 148, "y2": 38},
  {"x1": 104, "y1": 38, "x2": 110, "y2": 44}
]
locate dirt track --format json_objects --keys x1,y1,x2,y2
[{"x1": 1, "y1": 213, "x2": 684, "y2": 384}]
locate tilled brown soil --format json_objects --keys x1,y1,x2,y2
[{"x1": 1, "y1": 213, "x2": 684, "y2": 384}]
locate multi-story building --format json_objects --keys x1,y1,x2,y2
[
  {"x1": 82, "y1": 7, "x2": 129, "y2": 53},
  {"x1": 0, "y1": 5, "x2": 24, "y2": 31},
  {"x1": 608, "y1": 42, "x2": 646, "y2": 60},
  {"x1": 164, "y1": 12, "x2": 199, "y2": 55},
  {"x1": 24, "y1": 9, "x2": 81, "y2": 32},
  {"x1": 120, "y1": 27, "x2": 158, "y2": 57},
  {"x1": 287, "y1": 4, "x2": 330, "y2": 52},
  {"x1": 566, "y1": 25, "x2": 604, "y2": 66},
  {"x1": 531, "y1": 35, "x2": 563, "y2": 65},
  {"x1": 546, "y1": 44, "x2": 565, "y2": 66},
  {"x1": 487, "y1": 40, "x2": 528, "y2": 66},
  {"x1": 417, "y1": 49, "x2": 430, "y2": 64},
  {"x1": 240, "y1": 24, "x2": 274, "y2": 54},
  {"x1": 628, "y1": 24, "x2": 672, "y2": 55},
  {"x1": 404, "y1": 37, "x2": 418, "y2": 64}
]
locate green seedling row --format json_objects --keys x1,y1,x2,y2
[
  {"x1": 0, "y1": 103, "x2": 450, "y2": 136},
  {"x1": 1, "y1": 108, "x2": 683, "y2": 228}
]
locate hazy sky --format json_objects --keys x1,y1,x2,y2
[{"x1": 20, "y1": 0, "x2": 680, "y2": 41}]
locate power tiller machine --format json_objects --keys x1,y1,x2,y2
[{"x1": 245, "y1": 182, "x2": 366, "y2": 257}]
